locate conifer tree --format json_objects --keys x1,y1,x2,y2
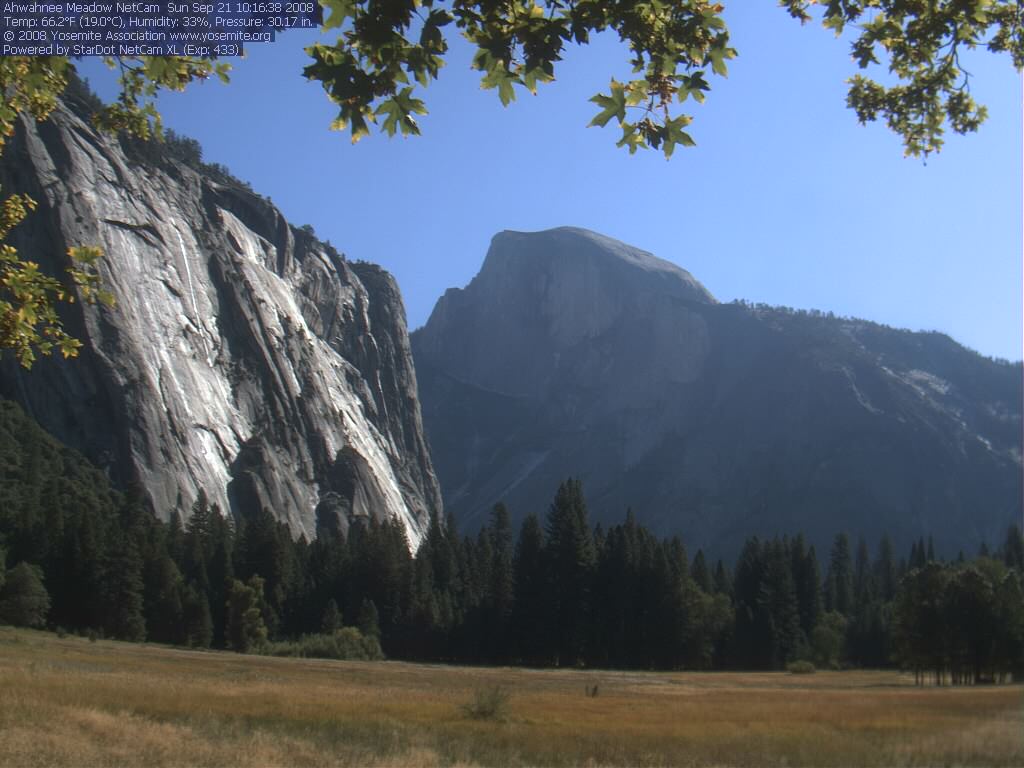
[
  {"x1": 733, "y1": 537, "x2": 774, "y2": 668},
  {"x1": 853, "y1": 537, "x2": 874, "y2": 612},
  {"x1": 321, "y1": 598, "x2": 342, "y2": 633},
  {"x1": 876, "y1": 535, "x2": 898, "y2": 602},
  {"x1": 691, "y1": 549, "x2": 712, "y2": 593},
  {"x1": 181, "y1": 582, "x2": 213, "y2": 648},
  {"x1": 358, "y1": 598, "x2": 381, "y2": 640},
  {"x1": 761, "y1": 539, "x2": 803, "y2": 665},
  {"x1": 512, "y1": 513, "x2": 548, "y2": 665},
  {"x1": 165, "y1": 511, "x2": 185, "y2": 568},
  {"x1": 483, "y1": 503, "x2": 514, "y2": 662},
  {"x1": 544, "y1": 479, "x2": 596, "y2": 666},
  {"x1": 1001, "y1": 525, "x2": 1024, "y2": 576},
  {"x1": 793, "y1": 540, "x2": 823, "y2": 639},
  {"x1": 144, "y1": 554, "x2": 184, "y2": 644},
  {"x1": 713, "y1": 559, "x2": 732, "y2": 598},
  {"x1": 828, "y1": 533, "x2": 854, "y2": 615},
  {"x1": 101, "y1": 533, "x2": 146, "y2": 642}
]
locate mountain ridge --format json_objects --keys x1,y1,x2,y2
[{"x1": 412, "y1": 227, "x2": 1022, "y2": 558}]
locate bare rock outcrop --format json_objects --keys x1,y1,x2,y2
[{"x1": 0, "y1": 104, "x2": 440, "y2": 546}]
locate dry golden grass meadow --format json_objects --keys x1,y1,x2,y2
[{"x1": 1, "y1": 627, "x2": 1022, "y2": 767}]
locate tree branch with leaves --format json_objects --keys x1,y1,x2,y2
[{"x1": 0, "y1": 0, "x2": 1020, "y2": 365}]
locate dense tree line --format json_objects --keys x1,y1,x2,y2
[{"x1": 1, "y1": 400, "x2": 1022, "y2": 680}]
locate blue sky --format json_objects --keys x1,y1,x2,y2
[{"x1": 79, "y1": 4, "x2": 1022, "y2": 361}]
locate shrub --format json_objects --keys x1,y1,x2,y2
[
  {"x1": 0, "y1": 562, "x2": 50, "y2": 628},
  {"x1": 227, "y1": 576, "x2": 267, "y2": 654},
  {"x1": 787, "y1": 660, "x2": 817, "y2": 674},
  {"x1": 461, "y1": 685, "x2": 511, "y2": 722},
  {"x1": 260, "y1": 627, "x2": 383, "y2": 662}
]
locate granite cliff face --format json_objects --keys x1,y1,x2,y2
[
  {"x1": 0, "y1": 103, "x2": 440, "y2": 546},
  {"x1": 412, "y1": 227, "x2": 1022, "y2": 557}
]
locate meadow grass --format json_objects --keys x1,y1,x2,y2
[{"x1": 1, "y1": 626, "x2": 1021, "y2": 767}]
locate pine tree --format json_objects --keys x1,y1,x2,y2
[
  {"x1": 206, "y1": 510, "x2": 234, "y2": 647},
  {"x1": 762, "y1": 539, "x2": 803, "y2": 666},
  {"x1": 321, "y1": 598, "x2": 342, "y2": 633},
  {"x1": 1001, "y1": 526, "x2": 1024, "y2": 575},
  {"x1": 165, "y1": 511, "x2": 185, "y2": 569},
  {"x1": 483, "y1": 503, "x2": 514, "y2": 662},
  {"x1": 853, "y1": 537, "x2": 874, "y2": 612},
  {"x1": 793, "y1": 540, "x2": 822, "y2": 639},
  {"x1": 181, "y1": 582, "x2": 213, "y2": 648},
  {"x1": 101, "y1": 533, "x2": 146, "y2": 642},
  {"x1": 875, "y1": 535, "x2": 898, "y2": 602},
  {"x1": 512, "y1": 513, "x2": 548, "y2": 665},
  {"x1": 911, "y1": 537, "x2": 928, "y2": 569},
  {"x1": 144, "y1": 554, "x2": 184, "y2": 644},
  {"x1": 357, "y1": 598, "x2": 380, "y2": 640},
  {"x1": 691, "y1": 549, "x2": 712, "y2": 593},
  {"x1": 544, "y1": 479, "x2": 596, "y2": 666},
  {"x1": 828, "y1": 533, "x2": 854, "y2": 615},
  {"x1": 713, "y1": 559, "x2": 732, "y2": 598},
  {"x1": 733, "y1": 537, "x2": 775, "y2": 669}
]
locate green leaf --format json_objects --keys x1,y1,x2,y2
[
  {"x1": 615, "y1": 122, "x2": 646, "y2": 154},
  {"x1": 319, "y1": 0, "x2": 354, "y2": 31},
  {"x1": 662, "y1": 114, "x2": 696, "y2": 157},
  {"x1": 375, "y1": 87, "x2": 428, "y2": 136},
  {"x1": 823, "y1": 14, "x2": 845, "y2": 37},
  {"x1": 708, "y1": 49, "x2": 730, "y2": 77},
  {"x1": 481, "y1": 67, "x2": 517, "y2": 106},
  {"x1": 522, "y1": 66, "x2": 554, "y2": 95},
  {"x1": 588, "y1": 79, "x2": 627, "y2": 128},
  {"x1": 349, "y1": 111, "x2": 371, "y2": 144}
]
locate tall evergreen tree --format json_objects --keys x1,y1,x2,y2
[
  {"x1": 691, "y1": 549, "x2": 712, "y2": 593},
  {"x1": 827, "y1": 533, "x2": 854, "y2": 616},
  {"x1": 853, "y1": 537, "x2": 874, "y2": 612},
  {"x1": 143, "y1": 554, "x2": 184, "y2": 644},
  {"x1": 358, "y1": 598, "x2": 381, "y2": 640},
  {"x1": 793, "y1": 540, "x2": 822, "y2": 639},
  {"x1": 101, "y1": 532, "x2": 146, "y2": 642},
  {"x1": 1001, "y1": 525, "x2": 1024, "y2": 575},
  {"x1": 544, "y1": 479, "x2": 596, "y2": 666},
  {"x1": 482, "y1": 503, "x2": 514, "y2": 662},
  {"x1": 761, "y1": 538, "x2": 803, "y2": 665},
  {"x1": 512, "y1": 513, "x2": 548, "y2": 665},
  {"x1": 321, "y1": 598, "x2": 342, "y2": 633},
  {"x1": 733, "y1": 537, "x2": 774, "y2": 669},
  {"x1": 713, "y1": 559, "x2": 732, "y2": 598},
  {"x1": 181, "y1": 582, "x2": 213, "y2": 648},
  {"x1": 875, "y1": 535, "x2": 898, "y2": 602}
]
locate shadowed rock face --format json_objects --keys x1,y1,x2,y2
[
  {"x1": 412, "y1": 227, "x2": 1022, "y2": 558},
  {"x1": 0, "y1": 105, "x2": 440, "y2": 546}
]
